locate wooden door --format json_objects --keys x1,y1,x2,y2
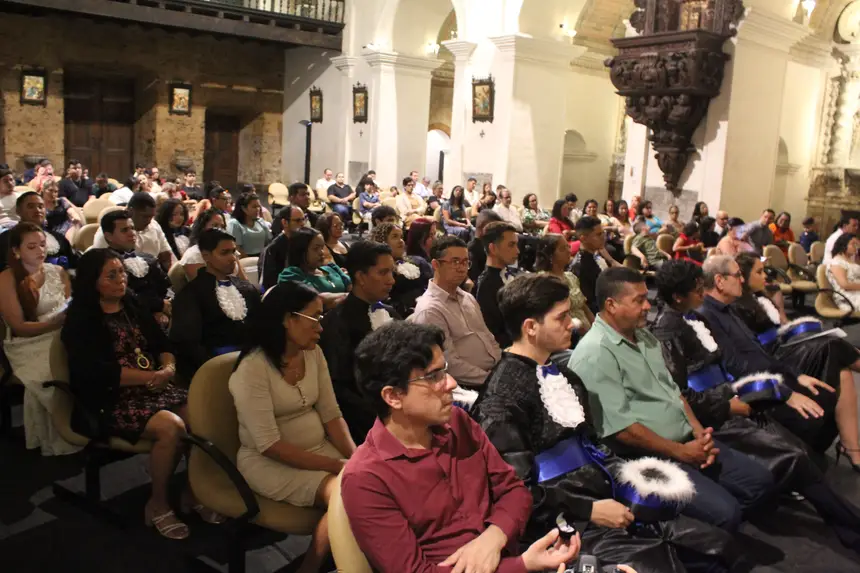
[
  {"x1": 204, "y1": 113, "x2": 239, "y2": 189},
  {"x1": 64, "y1": 76, "x2": 133, "y2": 178}
]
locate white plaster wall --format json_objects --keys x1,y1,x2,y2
[
  {"x1": 426, "y1": 129, "x2": 451, "y2": 181},
  {"x1": 461, "y1": 41, "x2": 507, "y2": 179}
]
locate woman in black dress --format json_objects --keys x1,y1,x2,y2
[
  {"x1": 62, "y1": 249, "x2": 219, "y2": 540},
  {"x1": 734, "y1": 252, "x2": 860, "y2": 470},
  {"x1": 316, "y1": 212, "x2": 350, "y2": 268},
  {"x1": 156, "y1": 198, "x2": 191, "y2": 260},
  {"x1": 371, "y1": 222, "x2": 432, "y2": 317}
]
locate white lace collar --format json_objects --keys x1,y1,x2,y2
[
  {"x1": 215, "y1": 279, "x2": 248, "y2": 321},
  {"x1": 395, "y1": 259, "x2": 420, "y2": 280},
  {"x1": 595, "y1": 254, "x2": 609, "y2": 271},
  {"x1": 501, "y1": 266, "x2": 521, "y2": 285},
  {"x1": 683, "y1": 316, "x2": 718, "y2": 353},
  {"x1": 755, "y1": 295, "x2": 781, "y2": 326},
  {"x1": 536, "y1": 363, "x2": 585, "y2": 430},
  {"x1": 123, "y1": 255, "x2": 149, "y2": 278},
  {"x1": 45, "y1": 232, "x2": 60, "y2": 256},
  {"x1": 369, "y1": 302, "x2": 393, "y2": 331}
]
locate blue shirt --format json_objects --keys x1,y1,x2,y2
[
  {"x1": 359, "y1": 192, "x2": 379, "y2": 215},
  {"x1": 645, "y1": 216, "x2": 664, "y2": 234},
  {"x1": 799, "y1": 230, "x2": 819, "y2": 253},
  {"x1": 227, "y1": 218, "x2": 272, "y2": 257}
]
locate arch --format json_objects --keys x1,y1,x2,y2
[
  {"x1": 516, "y1": 0, "x2": 589, "y2": 39},
  {"x1": 777, "y1": 137, "x2": 790, "y2": 165},
  {"x1": 428, "y1": 122, "x2": 451, "y2": 136},
  {"x1": 373, "y1": 0, "x2": 465, "y2": 56},
  {"x1": 426, "y1": 129, "x2": 451, "y2": 182}
]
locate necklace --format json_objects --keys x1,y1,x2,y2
[
  {"x1": 282, "y1": 355, "x2": 307, "y2": 406},
  {"x1": 120, "y1": 310, "x2": 152, "y2": 370}
]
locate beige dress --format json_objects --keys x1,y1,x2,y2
[{"x1": 229, "y1": 346, "x2": 343, "y2": 506}]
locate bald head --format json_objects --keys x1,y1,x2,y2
[{"x1": 716, "y1": 210, "x2": 729, "y2": 227}]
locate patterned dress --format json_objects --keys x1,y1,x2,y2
[{"x1": 104, "y1": 311, "x2": 186, "y2": 441}]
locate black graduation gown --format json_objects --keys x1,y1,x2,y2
[
  {"x1": 471, "y1": 353, "x2": 738, "y2": 573},
  {"x1": 389, "y1": 256, "x2": 432, "y2": 318},
  {"x1": 319, "y1": 294, "x2": 400, "y2": 444},
  {"x1": 475, "y1": 266, "x2": 519, "y2": 349},
  {"x1": 169, "y1": 270, "x2": 261, "y2": 382},
  {"x1": 114, "y1": 249, "x2": 171, "y2": 315}
]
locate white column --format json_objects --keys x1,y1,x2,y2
[
  {"x1": 441, "y1": 40, "x2": 477, "y2": 189},
  {"x1": 330, "y1": 55, "x2": 360, "y2": 177},
  {"x1": 622, "y1": 119, "x2": 649, "y2": 203},
  {"x1": 829, "y1": 46, "x2": 860, "y2": 172},
  {"x1": 363, "y1": 51, "x2": 443, "y2": 187}
]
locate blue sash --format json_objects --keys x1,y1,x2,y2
[
  {"x1": 534, "y1": 436, "x2": 609, "y2": 484},
  {"x1": 757, "y1": 328, "x2": 779, "y2": 347},
  {"x1": 780, "y1": 321, "x2": 822, "y2": 343},
  {"x1": 46, "y1": 255, "x2": 69, "y2": 269},
  {"x1": 736, "y1": 378, "x2": 783, "y2": 401},
  {"x1": 212, "y1": 345, "x2": 241, "y2": 357},
  {"x1": 615, "y1": 483, "x2": 668, "y2": 510},
  {"x1": 687, "y1": 364, "x2": 726, "y2": 392}
]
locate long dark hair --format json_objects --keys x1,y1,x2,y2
[
  {"x1": 190, "y1": 209, "x2": 225, "y2": 247},
  {"x1": 233, "y1": 192, "x2": 260, "y2": 227},
  {"x1": 735, "y1": 252, "x2": 761, "y2": 296},
  {"x1": 449, "y1": 186, "x2": 465, "y2": 209},
  {"x1": 616, "y1": 199, "x2": 630, "y2": 224},
  {"x1": 406, "y1": 219, "x2": 435, "y2": 259},
  {"x1": 551, "y1": 199, "x2": 574, "y2": 227},
  {"x1": 236, "y1": 281, "x2": 320, "y2": 371},
  {"x1": 288, "y1": 227, "x2": 322, "y2": 270},
  {"x1": 692, "y1": 201, "x2": 708, "y2": 221},
  {"x1": 535, "y1": 234, "x2": 564, "y2": 272},
  {"x1": 156, "y1": 199, "x2": 189, "y2": 259},
  {"x1": 8, "y1": 222, "x2": 45, "y2": 321},
  {"x1": 69, "y1": 248, "x2": 124, "y2": 313}
]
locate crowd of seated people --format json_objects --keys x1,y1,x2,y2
[{"x1": 8, "y1": 160, "x2": 860, "y2": 572}]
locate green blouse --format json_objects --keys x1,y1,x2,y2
[{"x1": 278, "y1": 263, "x2": 351, "y2": 294}]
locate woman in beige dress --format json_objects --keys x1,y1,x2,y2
[
  {"x1": 396, "y1": 176, "x2": 427, "y2": 227},
  {"x1": 230, "y1": 281, "x2": 356, "y2": 573}
]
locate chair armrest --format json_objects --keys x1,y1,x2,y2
[
  {"x1": 764, "y1": 266, "x2": 791, "y2": 284},
  {"x1": 818, "y1": 287, "x2": 858, "y2": 315},
  {"x1": 787, "y1": 263, "x2": 815, "y2": 281},
  {"x1": 183, "y1": 433, "x2": 260, "y2": 525}
]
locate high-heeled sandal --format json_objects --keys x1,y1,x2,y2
[
  {"x1": 835, "y1": 442, "x2": 860, "y2": 473},
  {"x1": 145, "y1": 507, "x2": 190, "y2": 540}
]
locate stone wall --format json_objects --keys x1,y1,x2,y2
[{"x1": 0, "y1": 13, "x2": 285, "y2": 186}]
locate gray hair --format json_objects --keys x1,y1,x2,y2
[{"x1": 702, "y1": 255, "x2": 735, "y2": 289}]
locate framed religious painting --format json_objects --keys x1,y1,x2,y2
[
  {"x1": 168, "y1": 82, "x2": 192, "y2": 116},
  {"x1": 309, "y1": 86, "x2": 323, "y2": 123},
  {"x1": 353, "y1": 83, "x2": 368, "y2": 124},
  {"x1": 472, "y1": 75, "x2": 495, "y2": 123},
  {"x1": 20, "y1": 69, "x2": 47, "y2": 106}
]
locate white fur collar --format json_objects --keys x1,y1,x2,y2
[
  {"x1": 537, "y1": 364, "x2": 585, "y2": 430},
  {"x1": 215, "y1": 281, "x2": 248, "y2": 321},
  {"x1": 45, "y1": 232, "x2": 60, "y2": 256},
  {"x1": 452, "y1": 387, "x2": 480, "y2": 411},
  {"x1": 369, "y1": 303, "x2": 393, "y2": 331},
  {"x1": 395, "y1": 259, "x2": 420, "y2": 280},
  {"x1": 616, "y1": 458, "x2": 696, "y2": 502},
  {"x1": 730, "y1": 372, "x2": 784, "y2": 395},
  {"x1": 123, "y1": 256, "x2": 149, "y2": 278},
  {"x1": 595, "y1": 254, "x2": 609, "y2": 271},
  {"x1": 777, "y1": 316, "x2": 822, "y2": 336},
  {"x1": 755, "y1": 295, "x2": 781, "y2": 326},
  {"x1": 684, "y1": 317, "x2": 718, "y2": 353}
]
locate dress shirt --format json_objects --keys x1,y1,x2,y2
[
  {"x1": 341, "y1": 407, "x2": 531, "y2": 573},
  {"x1": 493, "y1": 204, "x2": 523, "y2": 232},
  {"x1": 475, "y1": 266, "x2": 517, "y2": 348},
  {"x1": 823, "y1": 228, "x2": 843, "y2": 265},
  {"x1": 569, "y1": 316, "x2": 693, "y2": 443},
  {"x1": 409, "y1": 281, "x2": 501, "y2": 387},
  {"x1": 414, "y1": 182, "x2": 431, "y2": 199},
  {"x1": 0, "y1": 192, "x2": 19, "y2": 227},
  {"x1": 698, "y1": 296, "x2": 799, "y2": 390},
  {"x1": 92, "y1": 220, "x2": 171, "y2": 259},
  {"x1": 465, "y1": 189, "x2": 481, "y2": 208},
  {"x1": 109, "y1": 186, "x2": 134, "y2": 205},
  {"x1": 315, "y1": 178, "x2": 333, "y2": 193}
]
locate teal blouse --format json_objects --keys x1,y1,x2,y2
[{"x1": 278, "y1": 263, "x2": 351, "y2": 294}]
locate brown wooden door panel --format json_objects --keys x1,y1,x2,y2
[{"x1": 204, "y1": 113, "x2": 240, "y2": 190}]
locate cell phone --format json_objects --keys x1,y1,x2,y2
[{"x1": 574, "y1": 555, "x2": 600, "y2": 573}]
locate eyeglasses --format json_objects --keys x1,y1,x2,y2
[
  {"x1": 292, "y1": 311, "x2": 321, "y2": 324},
  {"x1": 437, "y1": 258, "x2": 471, "y2": 269},
  {"x1": 720, "y1": 271, "x2": 743, "y2": 280},
  {"x1": 407, "y1": 362, "x2": 450, "y2": 388}
]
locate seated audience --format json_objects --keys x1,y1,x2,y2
[
  {"x1": 547, "y1": 199, "x2": 578, "y2": 255},
  {"x1": 259, "y1": 205, "x2": 307, "y2": 292},
  {"x1": 180, "y1": 209, "x2": 230, "y2": 281},
  {"x1": 442, "y1": 185, "x2": 473, "y2": 240},
  {"x1": 279, "y1": 228, "x2": 350, "y2": 306},
  {"x1": 615, "y1": 200, "x2": 633, "y2": 237},
  {"x1": 699, "y1": 216, "x2": 719, "y2": 249},
  {"x1": 425, "y1": 180, "x2": 445, "y2": 215},
  {"x1": 536, "y1": 233, "x2": 593, "y2": 335},
  {"x1": 320, "y1": 241, "x2": 397, "y2": 443},
  {"x1": 357, "y1": 177, "x2": 379, "y2": 225},
  {"x1": 92, "y1": 173, "x2": 117, "y2": 198},
  {"x1": 170, "y1": 229, "x2": 261, "y2": 381},
  {"x1": 473, "y1": 274, "x2": 736, "y2": 573},
  {"x1": 827, "y1": 232, "x2": 860, "y2": 314},
  {"x1": 42, "y1": 179, "x2": 82, "y2": 241},
  {"x1": 734, "y1": 252, "x2": 860, "y2": 466},
  {"x1": 63, "y1": 249, "x2": 214, "y2": 539},
  {"x1": 521, "y1": 193, "x2": 551, "y2": 236},
  {"x1": 566, "y1": 193, "x2": 582, "y2": 223},
  {"x1": 692, "y1": 201, "x2": 709, "y2": 224},
  {"x1": 95, "y1": 192, "x2": 172, "y2": 271},
  {"x1": 0, "y1": 223, "x2": 73, "y2": 455},
  {"x1": 370, "y1": 204, "x2": 399, "y2": 228},
  {"x1": 58, "y1": 159, "x2": 93, "y2": 207},
  {"x1": 652, "y1": 261, "x2": 860, "y2": 552},
  {"x1": 0, "y1": 192, "x2": 76, "y2": 272},
  {"x1": 325, "y1": 172, "x2": 355, "y2": 222},
  {"x1": 698, "y1": 256, "x2": 843, "y2": 457},
  {"x1": 192, "y1": 185, "x2": 231, "y2": 224},
  {"x1": 230, "y1": 281, "x2": 356, "y2": 573},
  {"x1": 596, "y1": 199, "x2": 624, "y2": 261},
  {"x1": 631, "y1": 221, "x2": 670, "y2": 269},
  {"x1": 316, "y1": 212, "x2": 349, "y2": 268},
  {"x1": 769, "y1": 211, "x2": 794, "y2": 255},
  {"x1": 370, "y1": 222, "x2": 432, "y2": 317},
  {"x1": 475, "y1": 222, "x2": 522, "y2": 348},
  {"x1": 470, "y1": 186, "x2": 497, "y2": 219},
  {"x1": 315, "y1": 168, "x2": 334, "y2": 198},
  {"x1": 639, "y1": 201, "x2": 670, "y2": 235},
  {"x1": 714, "y1": 217, "x2": 755, "y2": 257},
  {"x1": 468, "y1": 210, "x2": 503, "y2": 283},
  {"x1": 343, "y1": 321, "x2": 580, "y2": 573},
  {"x1": 569, "y1": 267, "x2": 774, "y2": 531},
  {"x1": 673, "y1": 221, "x2": 705, "y2": 265},
  {"x1": 799, "y1": 217, "x2": 819, "y2": 253},
  {"x1": 227, "y1": 192, "x2": 271, "y2": 258},
  {"x1": 493, "y1": 187, "x2": 523, "y2": 232},
  {"x1": 571, "y1": 216, "x2": 620, "y2": 314},
  {"x1": 181, "y1": 169, "x2": 202, "y2": 201},
  {"x1": 666, "y1": 204, "x2": 684, "y2": 235},
  {"x1": 396, "y1": 177, "x2": 427, "y2": 227},
  {"x1": 824, "y1": 214, "x2": 860, "y2": 265},
  {"x1": 99, "y1": 210, "x2": 172, "y2": 327},
  {"x1": 715, "y1": 210, "x2": 730, "y2": 237},
  {"x1": 405, "y1": 218, "x2": 437, "y2": 265},
  {"x1": 28, "y1": 160, "x2": 54, "y2": 193},
  {"x1": 410, "y1": 236, "x2": 501, "y2": 387},
  {"x1": 0, "y1": 167, "x2": 20, "y2": 227},
  {"x1": 286, "y1": 182, "x2": 319, "y2": 229},
  {"x1": 110, "y1": 177, "x2": 141, "y2": 206},
  {"x1": 156, "y1": 199, "x2": 191, "y2": 260},
  {"x1": 748, "y1": 209, "x2": 775, "y2": 254},
  {"x1": 145, "y1": 167, "x2": 162, "y2": 195}
]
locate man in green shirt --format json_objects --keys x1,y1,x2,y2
[
  {"x1": 569, "y1": 267, "x2": 773, "y2": 532},
  {"x1": 631, "y1": 220, "x2": 669, "y2": 269}
]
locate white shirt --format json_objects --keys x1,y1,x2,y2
[
  {"x1": 465, "y1": 189, "x2": 481, "y2": 208},
  {"x1": 92, "y1": 219, "x2": 171, "y2": 258},
  {"x1": 414, "y1": 182, "x2": 431, "y2": 199},
  {"x1": 110, "y1": 186, "x2": 134, "y2": 205},
  {"x1": 150, "y1": 181, "x2": 162, "y2": 195},
  {"x1": 493, "y1": 203, "x2": 523, "y2": 232},
  {"x1": 0, "y1": 192, "x2": 20, "y2": 228},
  {"x1": 315, "y1": 178, "x2": 333, "y2": 193},
  {"x1": 824, "y1": 228, "x2": 844, "y2": 265}
]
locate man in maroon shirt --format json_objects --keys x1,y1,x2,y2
[{"x1": 342, "y1": 321, "x2": 580, "y2": 573}]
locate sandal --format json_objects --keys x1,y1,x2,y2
[{"x1": 145, "y1": 507, "x2": 190, "y2": 540}]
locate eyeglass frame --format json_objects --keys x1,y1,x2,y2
[
  {"x1": 406, "y1": 362, "x2": 450, "y2": 388},
  {"x1": 292, "y1": 311, "x2": 321, "y2": 324},
  {"x1": 436, "y1": 257, "x2": 472, "y2": 269}
]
